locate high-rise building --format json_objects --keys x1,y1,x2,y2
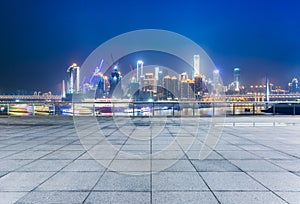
[
  {"x1": 289, "y1": 77, "x2": 299, "y2": 93},
  {"x1": 194, "y1": 74, "x2": 204, "y2": 99},
  {"x1": 61, "y1": 80, "x2": 66, "y2": 98},
  {"x1": 163, "y1": 75, "x2": 172, "y2": 99},
  {"x1": 96, "y1": 73, "x2": 106, "y2": 98},
  {"x1": 143, "y1": 72, "x2": 157, "y2": 94},
  {"x1": 109, "y1": 66, "x2": 122, "y2": 98},
  {"x1": 155, "y1": 67, "x2": 159, "y2": 81},
  {"x1": 66, "y1": 63, "x2": 80, "y2": 93},
  {"x1": 180, "y1": 79, "x2": 194, "y2": 100},
  {"x1": 180, "y1": 72, "x2": 188, "y2": 81},
  {"x1": 136, "y1": 60, "x2": 144, "y2": 83},
  {"x1": 194, "y1": 55, "x2": 200, "y2": 76},
  {"x1": 234, "y1": 68, "x2": 240, "y2": 92},
  {"x1": 212, "y1": 69, "x2": 222, "y2": 95},
  {"x1": 171, "y1": 76, "x2": 179, "y2": 99}
]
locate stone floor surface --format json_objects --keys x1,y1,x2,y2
[{"x1": 0, "y1": 116, "x2": 299, "y2": 204}]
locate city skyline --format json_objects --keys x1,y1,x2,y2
[{"x1": 1, "y1": 0, "x2": 300, "y2": 93}]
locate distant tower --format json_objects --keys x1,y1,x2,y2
[
  {"x1": 155, "y1": 67, "x2": 159, "y2": 81},
  {"x1": 194, "y1": 75, "x2": 203, "y2": 99},
  {"x1": 143, "y1": 72, "x2": 157, "y2": 94},
  {"x1": 109, "y1": 65, "x2": 122, "y2": 98},
  {"x1": 180, "y1": 79, "x2": 194, "y2": 99},
  {"x1": 290, "y1": 78, "x2": 299, "y2": 93},
  {"x1": 180, "y1": 72, "x2": 188, "y2": 81},
  {"x1": 265, "y1": 75, "x2": 270, "y2": 103},
  {"x1": 67, "y1": 63, "x2": 80, "y2": 93},
  {"x1": 136, "y1": 60, "x2": 144, "y2": 83},
  {"x1": 171, "y1": 76, "x2": 179, "y2": 99},
  {"x1": 234, "y1": 68, "x2": 240, "y2": 92},
  {"x1": 213, "y1": 69, "x2": 222, "y2": 95},
  {"x1": 163, "y1": 75, "x2": 171, "y2": 98},
  {"x1": 95, "y1": 73, "x2": 105, "y2": 99},
  {"x1": 61, "y1": 80, "x2": 66, "y2": 98},
  {"x1": 213, "y1": 70, "x2": 219, "y2": 86},
  {"x1": 194, "y1": 55, "x2": 200, "y2": 76}
]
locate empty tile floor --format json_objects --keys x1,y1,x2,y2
[{"x1": 0, "y1": 116, "x2": 300, "y2": 204}]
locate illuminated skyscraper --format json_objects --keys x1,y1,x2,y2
[
  {"x1": 67, "y1": 63, "x2": 80, "y2": 93},
  {"x1": 180, "y1": 79, "x2": 194, "y2": 99},
  {"x1": 212, "y1": 69, "x2": 222, "y2": 95},
  {"x1": 163, "y1": 75, "x2": 172, "y2": 99},
  {"x1": 143, "y1": 72, "x2": 157, "y2": 94},
  {"x1": 109, "y1": 66, "x2": 122, "y2": 98},
  {"x1": 155, "y1": 67, "x2": 159, "y2": 81},
  {"x1": 234, "y1": 68, "x2": 240, "y2": 92},
  {"x1": 96, "y1": 73, "x2": 106, "y2": 98},
  {"x1": 194, "y1": 55, "x2": 200, "y2": 76},
  {"x1": 136, "y1": 60, "x2": 144, "y2": 83},
  {"x1": 289, "y1": 77, "x2": 299, "y2": 93},
  {"x1": 61, "y1": 80, "x2": 66, "y2": 98},
  {"x1": 180, "y1": 72, "x2": 188, "y2": 81},
  {"x1": 171, "y1": 76, "x2": 179, "y2": 99},
  {"x1": 194, "y1": 74, "x2": 204, "y2": 99}
]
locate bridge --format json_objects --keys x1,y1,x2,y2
[
  {"x1": 0, "y1": 95, "x2": 62, "y2": 101},
  {"x1": 225, "y1": 93, "x2": 300, "y2": 102}
]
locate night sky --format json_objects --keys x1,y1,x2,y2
[{"x1": 1, "y1": 0, "x2": 300, "y2": 94}]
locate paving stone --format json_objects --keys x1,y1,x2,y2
[
  {"x1": 249, "y1": 172, "x2": 300, "y2": 191},
  {"x1": 217, "y1": 150, "x2": 259, "y2": 160},
  {"x1": 153, "y1": 160, "x2": 196, "y2": 172},
  {"x1": 152, "y1": 192, "x2": 218, "y2": 204},
  {"x1": 0, "y1": 159, "x2": 33, "y2": 171},
  {"x1": 229, "y1": 159, "x2": 285, "y2": 172},
  {"x1": 0, "y1": 192, "x2": 27, "y2": 204},
  {"x1": 41, "y1": 150, "x2": 84, "y2": 160},
  {"x1": 0, "y1": 151, "x2": 17, "y2": 159},
  {"x1": 275, "y1": 192, "x2": 300, "y2": 204},
  {"x1": 270, "y1": 160, "x2": 300, "y2": 172},
  {"x1": 15, "y1": 191, "x2": 88, "y2": 204},
  {"x1": 152, "y1": 172, "x2": 208, "y2": 191},
  {"x1": 214, "y1": 192, "x2": 286, "y2": 204},
  {"x1": 251, "y1": 150, "x2": 296, "y2": 160},
  {"x1": 191, "y1": 159, "x2": 241, "y2": 172},
  {"x1": 0, "y1": 172, "x2": 54, "y2": 191},
  {"x1": 108, "y1": 159, "x2": 151, "y2": 172},
  {"x1": 17, "y1": 159, "x2": 71, "y2": 172},
  {"x1": 62, "y1": 159, "x2": 105, "y2": 172},
  {"x1": 201, "y1": 172, "x2": 266, "y2": 191},
  {"x1": 5, "y1": 150, "x2": 52, "y2": 160},
  {"x1": 94, "y1": 171, "x2": 150, "y2": 191},
  {"x1": 37, "y1": 172, "x2": 101, "y2": 191},
  {"x1": 85, "y1": 192, "x2": 151, "y2": 204},
  {"x1": 186, "y1": 150, "x2": 224, "y2": 160}
]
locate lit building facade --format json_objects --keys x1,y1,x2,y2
[{"x1": 193, "y1": 55, "x2": 200, "y2": 76}]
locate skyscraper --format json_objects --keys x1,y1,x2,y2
[
  {"x1": 212, "y1": 69, "x2": 222, "y2": 95},
  {"x1": 194, "y1": 74, "x2": 204, "y2": 99},
  {"x1": 163, "y1": 75, "x2": 172, "y2": 99},
  {"x1": 180, "y1": 79, "x2": 194, "y2": 99},
  {"x1": 290, "y1": 77, "x2": 299, "y2": 93},
  {"x1": 194, "y1": 55, "x2": 200, "y2": 76},
  {"x1": 109, "y1": 65, "x2": 122, "y2": 98},
  {"x1": 143, "y1": 72, "x2": 157, "y2": 94},
  {"x1": 171, "y1": 76, "x2": 179, "y2": 99},
  {"x1": 136, "y1": 60, "x2": 144, "y2": 83},
  {"x1": 61, "y1": 80, "x2": 66, "y2": 98},
  {"x1": 234, "y1": 68, "x2": 240, "y2": 92},
  {"x1": 66, "y1": 63, "x2": 80, "y2": 93}
]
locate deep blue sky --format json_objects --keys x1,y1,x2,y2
[{"x1": 1, "y1": 0, "x2": 300, "y2": 93}]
